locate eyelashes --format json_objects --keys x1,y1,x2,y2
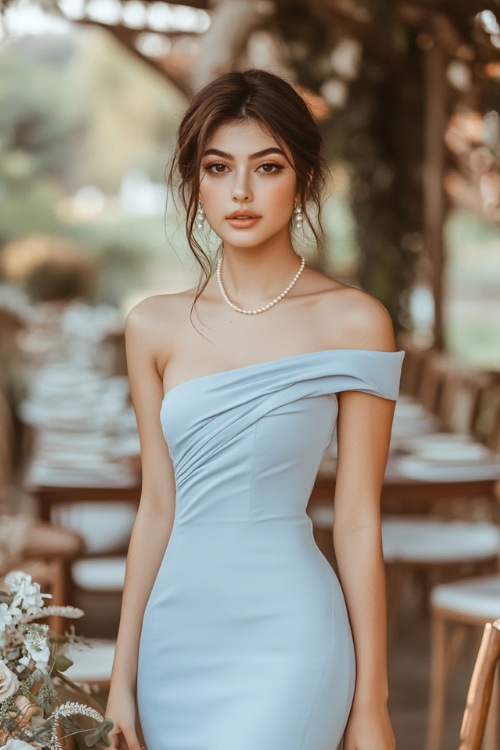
[
  {"x1": 259, "y1": 163, "x2": 285, "y2": 173},
  {"x1": 203, "y1": 162, "x2": 285, "y2": 175},
  {"x1": 205, "y1": 163, "x2": 228, "y2": 174}
]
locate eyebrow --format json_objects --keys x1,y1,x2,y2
[{"x1": 202, "y1": 147, "x2": 287, "y2": 160}]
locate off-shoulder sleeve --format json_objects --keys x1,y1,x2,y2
[{"x1": 324, "y1": 349, "x2": 405, "y2": 401}]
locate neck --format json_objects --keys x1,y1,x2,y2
[{"x1": 218, "y1": 235, "x2": 302, "y2": 304}]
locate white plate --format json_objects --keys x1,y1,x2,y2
[
  {"x1": 29, "y1": 464, "x2": 137, "y2": 486},
  {"x1": 394, "y1": 403, "x2": 430, "y2": 417},
  {"x1": 413, "y1": 443, "x2": 493, "y2": 463},
  {"x1": 391, "y1": 420, "x2": 439, "y2": 438},
  {"x1": 397, "y1": 457, "x2": 500, "y2": 481},
  {"x1": 399, "y1": 433, "x2": 476, "y2": 454}
]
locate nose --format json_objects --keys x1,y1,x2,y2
[{"x1": 231, "y1": 170, "x2": 252, "y2": 202}]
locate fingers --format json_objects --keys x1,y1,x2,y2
[
  {"x1": 122, "y1": 725, "x2": 143, "y2": 750},
  {"x1": 107, "y1": 724, "x2": 145, "y2": 750}
]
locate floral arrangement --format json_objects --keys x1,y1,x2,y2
[{"x1": 0, "y1": 570, "x2": 112, "y2": 749}]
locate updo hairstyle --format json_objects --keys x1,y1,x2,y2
[{"x1": 169, "y1": 68, "x2": 327, "y2": 290}]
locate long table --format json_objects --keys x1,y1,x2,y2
[{"x1": 28, "y1": 453, "x2": 500, "y2": 524}]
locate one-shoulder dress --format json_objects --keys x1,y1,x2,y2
[{"x1": 136, "y1": 348, "x2": 405, "y2": 750}]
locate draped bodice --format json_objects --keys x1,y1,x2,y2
[{"x1": 160, "y1": 349, "x2": 405, "y2": 525}]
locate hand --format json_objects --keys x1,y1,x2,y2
[
  {"x1": 105, "y1": 688, "x2": 144, "y2": 750},
  {"x1": 343, "y1": 702, "x2": 396, "y2": 750}
]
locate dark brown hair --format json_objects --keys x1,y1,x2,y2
[{"x1": 168, "y1": 68, "x2": 327, "y2": 301}]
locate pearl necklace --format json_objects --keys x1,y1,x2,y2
[{"x1": 216, "y1": 255, "x2": 306, "y2": 315}]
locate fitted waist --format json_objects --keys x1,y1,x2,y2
[
  {"x1": 174, "y1": 511, "x2": 313, "y2": 526},
  {"x1": 174, "y1": 483, "x2": 316, "y2": 524},
  {"x1": 166, "y1": 515, "x2": 318, "y2": 562},
  {"x1": 159, "y1": 514, "x2": 329, "y2": 591}
]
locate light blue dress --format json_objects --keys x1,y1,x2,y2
[{"x1": 136, "y1": 348, "x2": 404, "y2": 750}]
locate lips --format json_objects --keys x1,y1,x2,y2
[
  {"x1": 225, "y1": 211, "x2": 261, "y2": 229},
  {"x1": 226, "y1": 210, "x2": 260, "y2": 219}
]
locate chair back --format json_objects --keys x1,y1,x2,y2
[
  {"x1": 474, "y1": 385, "x2": 500, "y2": 454},
  {"x1": 416, "y1": 350, "x2": 449, "y2": 415},
  {"x1": 399, "y1": 344, "x2": 428, "y2": 397},
  {"x1": 459, "y1": 618, "x2": 500, "y2": 750},
  {"x1": 485, "y1": 387, "x2": 500, "y2": 454},
  {"x1": 440, "y1": 370, "x2": 494, "y2": 436}
]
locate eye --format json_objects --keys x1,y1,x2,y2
[
  {"x1": 257, "y1": 162, "x2": 284, "y2": 174},
  {"x1": 205, "y1": 162, "x2": 229, "y2": 174}
]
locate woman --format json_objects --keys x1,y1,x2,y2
[{"x1": 106, "y1": 69, "x2": 404, "y2": 750}]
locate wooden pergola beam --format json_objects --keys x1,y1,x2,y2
[
  {"x1": 423, "y1": 36, "x2": 447, "y2": 350},
  {"x1": 105, "y1": 24, "x2": 193, "y2": 95},
  {"x1": 307, "y1": 0, "x2": 397, "y2": 68}
]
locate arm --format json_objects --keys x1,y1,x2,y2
[
  {"x1": 106, "y1": 299, "x2": 176, "y2": 750},
  {"x1": 332, "y1": 298, "x2": 397, "y2": 750}
]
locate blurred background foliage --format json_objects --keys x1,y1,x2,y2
[
  {"x1": 0, "y1": 26, "x2": 187, "y2": 305},
  {"x1": 0, "y1": 0, "x2": 499, "y2": 364}
]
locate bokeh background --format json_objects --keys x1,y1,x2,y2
[
  {"x1": 1, "y1": 0, "x2": 499, "y2": 359},
  {"x1": 1, "y1": 3, "x2": 500, "y2": 750}
]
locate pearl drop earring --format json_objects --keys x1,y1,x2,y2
[
  {"x1": 293, "y1": 202, "x2": 303, "y2": 230},
  {"x1": 196, "y1": 201, "x2": 205, "y2": 230}
]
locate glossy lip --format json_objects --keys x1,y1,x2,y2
[
  {"x1": 226, "y1": 217, "x2": 260, "y2": 228},
  {"x1": 226, "y1": 210, "x2": 261, "y2": 219}
]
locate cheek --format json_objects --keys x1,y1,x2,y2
[
  {"x1": 264, "y1": 180, "x2": 297, "y2": 213},
  {"x1": 199, "y1": 179, "x2": 225, "y2": 209}
]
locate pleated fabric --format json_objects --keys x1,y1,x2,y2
[{"x1": 137, "y1": 349, "x2": 405, "y2": 750}]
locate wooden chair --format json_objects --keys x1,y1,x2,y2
[
  {"x1": 383, "y1": 520, "x2": 500, "y2": 638},
  {"x1": 482, "y1": 385, "x2": 500, "y2": 455},
  {"x1": 416, "y1": 350, "x2": 451, "y2": 417},
  {"x1": 72, "y1": 554, "x2": 126, "y2": 597},
  {"x1": 385, "y1": 358, "x2": 500, "y2": 634},
  {"x1": 22, "y1": 521, "x2": 86, "y2": 635},
  {"x1": 65, "y1": 638, "x2": 116, "y2": 694},
  {"x1": 399, "y1": 343, "x2": 431, "y2": 398},
  {"x1": 312, "y1": 354, "x2": 500, "y2": 657},
  {"x1": 459, "y1": 618, "x2": 500, "y2": 750},
  {"x1": 438, "y1": 369, "x2": 494, "y2": 437},
  {"x1": 427, "y1": 577, "x2": 500, "y2": 750},
  {"x1": 51, "y1": 501, "x2": 133, "y2": 605}
]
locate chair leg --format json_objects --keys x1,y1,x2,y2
[
  {"x1": 48, "y1": 559, "x2": 66, "y2": 636},
  {"x1": 427, "y1": 613, "x2": 449, "y2": 750},
  {"x1": 385, "y1": 563, "x2": 406, "y2": 643},
  {"x1": 415, "y1": 567, "x2": 432, "y2": 618},
  {"x1": 484, "y1": 664, "x2": 499, "y2": 750},
  {"x1": 447, "y1": 623, "x2": 468, "y2": 678}
]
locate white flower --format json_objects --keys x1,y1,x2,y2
[
  {"x1": 4, "y1": 571, "x2": 32, "y2": 587},
  {"x1": 4, "y1": 572, "x2": 50, "y2": 616},
  {"x1": 0, "y1": 740, "x2": 37, "y2": 749},
  {"x1": 0, "y1": 659, "x2": 20, "y2": 702},
  {"x1": 0, "y1": 602, "x2": 22, "y2": 633},
  {"x1": 24, "y1": 633, "x2": 50, "y2": 673}
]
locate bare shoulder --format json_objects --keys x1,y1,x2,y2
[
  {"x1": 125, "y1": 288, "x2": 195, "y2": 359},
  {"x1": 317, "y1": 280, "x2": 397, "y2": 352}
]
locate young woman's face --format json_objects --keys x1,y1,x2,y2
[{"x1": 199, "y1": 120, "x2": 298, "y2": 249}]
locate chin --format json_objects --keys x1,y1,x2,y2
[
  {"x1": 217, "y1": 226, "x2": 289, "y2": 249},
  {"x1": 217, "y1": 231, "x2": 267, "y2": 248}
]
